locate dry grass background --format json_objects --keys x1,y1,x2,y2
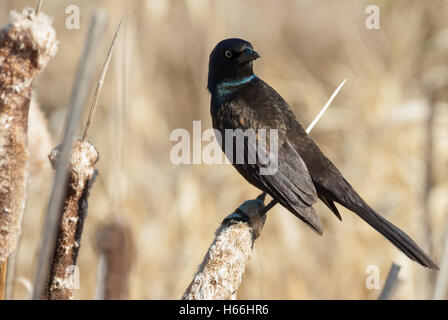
[{"x1": 1, "y1": 0, "x2": 447, "y2": 299}]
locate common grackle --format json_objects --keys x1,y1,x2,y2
[{"x1": 207, "y1": 38, "x2": 438, "y2": 269}]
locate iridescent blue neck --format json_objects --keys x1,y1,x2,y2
[{"x1": 215, "y1": 74, "x2": 256, "y2": 97}]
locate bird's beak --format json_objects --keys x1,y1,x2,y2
[{"x1": 236, "y1": 47, "x2": 260, "y2": 64}]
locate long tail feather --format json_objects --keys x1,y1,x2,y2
[{"x1": 338, "y1": 184, "x2": 438, "y2": 270}]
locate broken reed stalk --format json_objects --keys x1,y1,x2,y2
[
  {"x1": 94, "y1": 220, "x2": 133, "y2": 300},
  {"x1": 0, "y1": 7, "x2": 57, "y2": 299},
  {"x1": 183, "y1": 194, "x2": 267, "y2": 300},
  {"x1": 46, "y1": 140, "x2": 98, "y2": 300},
  {"x1": 378, "y1": 263, "x2": 401, "y2": 300},
  {"x1": 32, "y1": 9, "x2": 107, "y2": 300}
]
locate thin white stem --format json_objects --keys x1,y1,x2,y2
[
  {"x1": 35, "y1": 0, "x2": 43, "y2": 16},
  {"x1": 306, "y1": 79, "x2": 347, "y2": 134},
  {"x1": 82, "y1": 18, "x2": 124, "y2": 141}
]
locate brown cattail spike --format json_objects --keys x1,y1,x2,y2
[
  {"x1": 183, "y1": 196, "x2": 266, "y2": 300},
  {"x1": 0, "y1": 8, "x2": 57, "y2": 262},
  {"x1": 95, "y1": 220, "x2": 133, "y2": 300},
  {"x1": 46, "y1": 140, "x2": 98, "y2": 300}
]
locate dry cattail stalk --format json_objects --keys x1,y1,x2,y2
[
  {"x1": 94, "y1": 220, "x2": 133, "y2": 300},
  {"x1": 32, "y1": 10, "x2": 107, "y2": 300},
  {"x1": 45, "y1": 140, "x2": 98, "y2": 300},
  {"x1": 183, "y1": 194, "x2": 267, "y2": 300},
  {"x1": 0, "y1": 6, "x2": 57, "y2": 270},
  {"x1": 43, "y1": 17, "x2": 122, "y2": 300}
]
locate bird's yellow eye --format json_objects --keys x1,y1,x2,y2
[{"x1": 225, "y1": 50, "x2": 233, "y2": 58}]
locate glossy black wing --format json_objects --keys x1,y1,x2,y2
[{"x1": 248, "y1": 136, "x2": 323, "y2": 234}]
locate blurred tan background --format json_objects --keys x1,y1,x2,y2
[{"x1": 1, "y1": 0, "x2": 447, "y2": 299}]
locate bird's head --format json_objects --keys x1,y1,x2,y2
[{"x1": 207, "y1": 38, "x2": 260, "y2": 94}]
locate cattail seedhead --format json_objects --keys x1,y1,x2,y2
[
  {"x1": 0, "y1": 7, "x2": 57, "y2": 262},
  {"x1": 46, "y1": 140, "x2": 98, "y2": 300}
]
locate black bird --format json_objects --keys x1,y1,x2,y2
[{"x1": 207, "y1": 38, "x2": 438, "y2": 269}]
